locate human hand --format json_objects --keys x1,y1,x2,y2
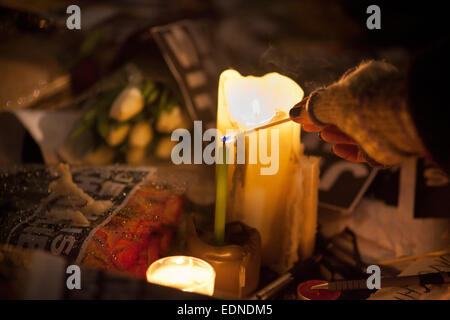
[{"x1": 289, "y1": 97, "x2": 368, "y2": 163}]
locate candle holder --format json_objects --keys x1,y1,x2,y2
[{"x1": 186, "y1": 215, "x2": 261, "y2": 299}]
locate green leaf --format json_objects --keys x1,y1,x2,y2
[
  {"x1": 83, "y1": 108, "x2": 97, "y2": 124},
  {"x1": 166, "y1": 97, "x2": 178, "y2": 112},
  {"x1": 70, "y1": 124, "x2": 88, "y2": 139},
  {"x1": 158, "y1": 90, "x2": 169, "y2": 109},
  {"x1": 146, "y1": 88, "x2": 160, "y2": 105},
  {"x1": 80, "y1": 30, "x2": 103, "y2": 58},
  {"x1": 96, "y1": 112, "x2": 110, "y2": 140},
  {"x1": 142, "y1": 80, "x2": 156, "y2": 97}
]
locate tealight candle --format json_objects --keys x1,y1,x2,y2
[{"x1": 146, "y1": 256, "x2": 216, "y2": 296}]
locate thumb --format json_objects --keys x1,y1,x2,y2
[{"x1": 289, "y1": 92, "x2": 326, "y2": 132}]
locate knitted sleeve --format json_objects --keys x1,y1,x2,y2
[{"x1": 306, "y1": 60, "x2": 426, "y2": 166}]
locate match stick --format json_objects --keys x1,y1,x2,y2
[{"x1": 224, "y1": 117, "x2": 291, "y2": 143}]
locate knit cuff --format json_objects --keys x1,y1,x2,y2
[
  {"x1": 307, "y1": 61, "x2": 426, "y2": 166},
  {"x1": 306, "y1": 88, "x2": 328, "y2": 127}
]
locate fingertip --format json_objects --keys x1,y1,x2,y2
[
  {"x1": 321, "y1": 126, "x2": 356, "y2": 144},
  {"x1": 289, "y1": 98, "x2": 308, "y2": 121},
  {"x1": 333, "y1": 144, "x2": 366, "y2": 162},
  {"x1": 289, "y1": 107, "x2": 303, "y2": 121},
  {"x1": 302, "y1": 124, "x2": 323, "y2": 132}
]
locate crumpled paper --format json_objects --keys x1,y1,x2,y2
[{"x1": 13, "y1": 109, "x2": 82, "y2": 164}]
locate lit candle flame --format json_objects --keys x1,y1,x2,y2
[{"x1": 146, "y1": 256, "x2": 216, "y2": 296}]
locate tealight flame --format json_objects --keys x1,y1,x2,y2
[
  {"x1": 146, "y1": 256, "x2": 216, "y2": 296},
  {"x1": 174, "y1": 256, "x2": 184, "y2": 264}
]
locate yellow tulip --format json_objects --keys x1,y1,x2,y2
[
  {"x1": 106, "y1": 124, "x2": 130, "y2": 147},
  {"x1": 109, "y1": 86, "x2": 144, "y2": 121},
  {"x1": 128, "y1": 121, "x2": 153, "y2": 147}
]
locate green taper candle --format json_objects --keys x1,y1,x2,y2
[{"x1": 214, "y1": 138, "x2": 228, "y2": 245}]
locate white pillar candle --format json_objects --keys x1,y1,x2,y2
[
  {"x1": 146, "y1": 256, "x2": 215, "y2": 296},
  {"x1": 217, "y1": 69, "x2": 319, "y2": 272}
]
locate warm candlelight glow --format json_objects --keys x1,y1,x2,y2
[
  {"x1": 217, "y1": 69, "x2": 319, "y2": 272},
  {"x1": 146, "y1": 256, "x2": 216, "y2": 296},
  {"x1": 221, "y1": 71, "x2": 279, "y2": 128},
  {"x1": 219, "y1": 69, "x2": 303, "y2": 130}
]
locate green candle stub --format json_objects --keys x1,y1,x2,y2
[{"x1": 214, "y1": 140, "x2": 228, "y2": 245}]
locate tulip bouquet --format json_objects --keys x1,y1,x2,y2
[{"x1": 71, "y1": 76, "x2": 191, "y2": 165}]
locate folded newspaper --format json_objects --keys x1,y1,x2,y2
[{"x1": 0, "y1": 164, "x2": 211, "y2": 282}]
